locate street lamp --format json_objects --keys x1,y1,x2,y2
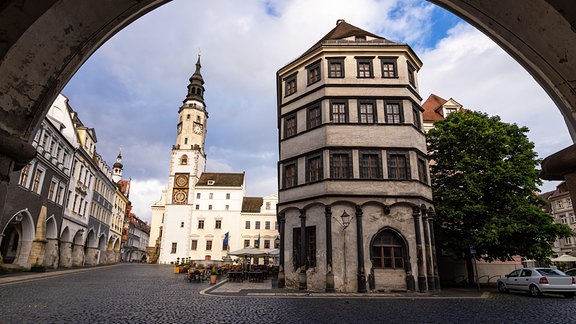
[
  {"x1": 274, "y1": 236, "x2": 280, "y2": 249},
  {"x1": 340, "y1": 210, "x2": 351, "y2": 228}
]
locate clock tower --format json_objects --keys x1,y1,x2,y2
[{"x1": 168, "y1": 55, "x2": 208, "y2": 205}]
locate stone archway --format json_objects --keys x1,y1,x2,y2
[
  {"x1": 59, "y1": 226, "x2": 73, "y2": 268},
  {"x1": 43, "y1": 215, "x2": 59, "y2": 269},
  {"x1": 0, "y1": 210, "x2": 35, "y2": 268}
]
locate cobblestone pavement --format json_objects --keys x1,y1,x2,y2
[{"x1": 1, "y1": 264, "x2": 576, "y2": 323}]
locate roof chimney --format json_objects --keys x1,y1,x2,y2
[{"x1": 336, "y1": 19, "x2": 345, "y2": 25}]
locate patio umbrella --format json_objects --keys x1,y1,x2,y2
[{"x1": 550, "y1": 254, "x2": 576, "y2": 262}]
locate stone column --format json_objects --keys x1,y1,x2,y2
[
  {"x1": 421, "y1": 205, "x2": 434, "y2": 291},
  {"x1": 298, "y1": 209, "x2": 307, "y2": 290},
  {"x1": 27, "y1": 205, "x2": 47, "y2": 266},
  {"x1": 72, "y1": 243, "x2": 84, "y2": 267},
  {"x1": 59, "y1": 241, "x2": 72, "y2": 268},
  {"x1": 43, "y1": 238, "x2": 59, "y2": 269},
  {"x1": 428, "y1": 207, "x2": 440, "y2": 290},
  {"x1": 325, "y1": 205, "x2": 334, "y2": 292},
  {"x1": 412, "y1": 205, "x2": 427, "y2": 292},
  {"x1": 277, "y1": 212, "x2": 286, "y2": 288},
  {"x1": 355, "y1": 205, "x2": 367, "y2": 293},
  {"x1": 85, "y1": 247, "x2": 99, "y2": 266}
]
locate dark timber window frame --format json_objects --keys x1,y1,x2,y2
[
  {"x1": 407, "y1": 62, "x2": 416, "y2": 87},
  {"x1": 387, "y1": 151, "x2": 411, "y2": 180},
  {"x1": 412, "y1": 104, "x2": 422, "y2": 130},
  {"x1": 355, "y1": 56, "x2": 375, "y2": 78},
  {"x1": 371, "y1": 230, "x2": 406, "y2": 269},
  {"x1": 330, "y1": 100, "x2": 348, "y2": 123},
  {"x1": 293, "y1": 226, "x2": 317, "y2": 270},
  {"x1": 360, "y1": 150, "x2": 382, "y2": 179},
  {"x1": 327, "y1": 57, "x2": 345, "y2": 78},
  {"x1": 358, "y1": 100, "x2": 377, "y2": 124},
  {"x1": 307, "y1": 104, "x2": 322, "y2": 129},
  {"x1": 283, "y1": 161, "x2": 298, "y2": 188},
  {"x1": 330, "y1": 150, "x2": 352, "y2": 179},
  {"x1": 306, "y1": 153, "x2": 323, "y2": 183},
  {"x1": 306, "y1": 59, "x2": 321, "y2": 85},
  {"x1": 284, "y1": 114, "x2": 297, "y2": 138},
  {"x1": 379, "y1": 56, "x2": 398, "y2": 78},
  {"x1": 384, "y1": 101, "x2": 404, "y2": 124},
  {"x1": 417, "y1": 157, "x2": 428, "y2": 183},
  {"x1": 284, "y1": 73, "x2": 298, "y2": 96}
]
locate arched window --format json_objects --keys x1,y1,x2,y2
[
  {"x1": 371, "y1": 230, "x2": 405, "y2": 269},
  {"x1": 181, "y1": 155, "x2": 188, "y2": 165}
]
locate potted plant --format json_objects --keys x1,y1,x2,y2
[{"x1": 210, "y1": 265, "x2": 218, "y2": 284}]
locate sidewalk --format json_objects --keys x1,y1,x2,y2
[
  {"x1": 0, "y1": 265, "x2": 117, "y2": 285},
  {"x1": 202, "y1": 278, "x2": 494, "y2": 299}
]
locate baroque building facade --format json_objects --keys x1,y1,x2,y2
[
  {"x1": 0, "y1": 94, "x2": 130, "y2": 270},
  {"x1": 149, "y1": 56, "x2": 278, "y2": 265},
  {"x1": 276, "y1": 20, "x2": 438, "y2": 293}
]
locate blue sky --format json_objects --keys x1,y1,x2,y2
[{"x1": 62, "y1": 0, "x2": 571, "y2": 222}]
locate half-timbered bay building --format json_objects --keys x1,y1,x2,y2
[{"x1": 276, "y1": 20, "x2": 438, "y2": 293}]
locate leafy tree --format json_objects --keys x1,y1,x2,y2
[{"x1": 427, "y1": 110, "x2": 572, "y2": 284}]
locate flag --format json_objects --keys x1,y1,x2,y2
[
  {"x1": 223, "y1": 232, "x2": 229, "y2": 247},
  {"x1": 256, "y1": 233, "x2": 260, "y2": 248}
]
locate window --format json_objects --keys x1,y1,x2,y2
[
  {"x1": 285, "y1": 114, "x2": 297, "y2": 138},
  {"x1": 330, "y1": 151, "x2": 351, "y2": 179},
  {"x1": 265, "y1": 202, "x2": 271, "y2": 210},
  {"x1": 385, "y1": 102, "x2": 403, "y2": 124},
  {"x1": 356, "y1": 57, "x2": 374, "y2": 78},
  {"x1": 19, "y1": 164, "x2": 31, "y2": 188},
  {"x1": 226, "y1": 193, "x2": 230, "y2": 199},
  {"x1": 254, "y1": 240, "x2": 259, "y2": 248},
  {"x1": 358, "y1": 101, "x2": 376, "y2": 124},
  {"x1": 568, "y1": 198, "x2": 572, "y2": 207},
  {"x1": 196, "y1": 193, "x2": 201, "y2": 199},
  {"x1": 284, "y1": 163, "x2": 297, "y2": 188},
  {"x1": 360, "y1": 152, "x2": 382, "y2": 179},
  {"x1": 225, "y1": 205, "x2": 229, "y2": 210},
  {"x1": 566, "y1": 237, "x2": 573, "y2": 245},
  {"x1": 191, "y1": 239, "x2": 197, "y2": 250},
  {"x1": 355, "y1": 35, "x2": 366, "y2": 41},
  {"x1": 306, "y1": 155, "x2": 323, "y2": 183},
  {"x1": 180, "y1": 222, "x2": 184, "y2": 228},
  {"x1": 407, "y1": 62, "x2": 416, "y2": 87},
  {"x1": 244, "y1": 240, "x2": 250, "y2": 248},
  {"x1": 275, "y1": 222, "x2": 279, "y2": 230},
  {"x1": 195, "y1": 205, "x2": 200, "y2": 210},
  {"x1": 371, "y1": 230, "x2": 405, "y2": 269},
  {"x1": 264, "y1": 240, "x2": 271, "y2": 249},
  {"x1": 181, "y1": 155, "x2": 188, "y2": 165},
  {"x1": 561, "y1": 214, "x2": 567, "y2": 224},
  {"x1": 293, "y1": 226, "x2": 317, "y2": 269},
  {"x1": 265, "y1": 221, "x2": 271, "y2": 230},
  {"x1": 558, "y1": 200, "x2": 564, "y2": 209},
  {"x1": 57, "y1": 184, "x2": 65, "y2": 205},
  {"x1": 308, "y1": 105, "x2": 321, "y2": 129},
  {"x1": 328, "y1": 58, "x2": 344, "y2": 78},
  {"x1": 32, "y1": 168, "x2": 44, "y2": 194},
  {"x1": 330, "y1": 101, "x2": 347, "y2": 123},
  {"x1": 412, "y1": 105, "x2": 422, "y2": 129},
  {"x1": 380, "y1": 57, "x2": 398, "y2": 78},
  {"x1": 184, "y1": 138, "x2": 188, "y2": 145},
  {"x1": 215, "y1": 220, "x2": 222, "y2": 229},
  {"x1": 171, "y1": 242, "x2": 177, "y2": 254},
  {"x1": 206, "y1": 240, "x2": 212, "y2": 250},
  {"x1": 208, "y1": 205, "x2": 212, "y2": 210},
  {"x1": 245, "y1": 221, "x2": 251, "y2": 229},
  {"x1": 198, "y1": 220, "x2": 205, "y2": 229},
  {"x1": 255, "y1": 221, "x2": 261, "y2": 230},
  {"x1": 209, "y1": 193, "x2": 213, "y2": 199},
  {"x1": 417, "y1": 158, "x2": 428, "y2": 183},
  {"x1": 388, "y1": 152, "x2": 410, "y2": 180},
  {"x1": 48, "y1": 179, "x2": 57, "y2": 201},
  {"x1": 285, "y1": 74, "x2": 297, "y2": 96},
  {"x1": 307, "y1": 61, "x2": 321, "y2": 85},
  {"x1": 571, "y1": 213, "x2": 575, "y2": 223}
]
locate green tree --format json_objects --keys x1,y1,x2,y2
[{"x1": 427, "y1": 111, "x2": 572, "y2": 284}]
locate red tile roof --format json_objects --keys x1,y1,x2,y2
[
  {"x1": 422, "y1": 93, "x2": 448, "y2": 122},
  {"x1": 242, "y1": 197, "x2": 263, "y2": 213},
  {"x1": 197, "y1": 172, "x2": 245, "y2": 187}
]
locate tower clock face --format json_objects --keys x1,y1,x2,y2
[
  {"x1": 173, "y1": 190, "x2": 187, "y2": 204},
  {"x1": 193, "y1": 123, "x2": 203, "y2": 134},
  {"x1": 175, "y1": 174, "x2": 188, "y2": 188}
]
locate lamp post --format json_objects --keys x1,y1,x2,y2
[{"x1": 339, "y1": 210, "x2": 351, "y2": 290}]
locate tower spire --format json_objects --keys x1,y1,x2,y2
[{"x1": 184, "y1": 53, "x2": 205, "y2": 105}]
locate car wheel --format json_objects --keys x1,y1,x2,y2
[
  {"x1": 563, "y1": 292, "x2": 575, "y2": 298},
  {"x1": 529, "y1": 285, "x2": 541, "y2": 297},
  {"x1": 497, "y1": 282, "x2": 508, "y2": 293}
]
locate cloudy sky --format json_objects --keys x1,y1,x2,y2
[{"x1": 62, "y1": 0, "x2": 572, "y2": 223}]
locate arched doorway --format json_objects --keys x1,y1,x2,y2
[
  {"x1": 369, "y1": 228, "x2": 409, "y2": 291},
  {"x1": 0, "y1": 210, "x2": 34, "y2": 268}
]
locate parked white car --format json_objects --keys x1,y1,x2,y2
[{"x1": 497, "y1": 268, "x2": 576, "y2": 298}]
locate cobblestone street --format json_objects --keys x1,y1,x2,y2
[{"x1": 1, "y1": 264, "x2": 576, "y2": 323}]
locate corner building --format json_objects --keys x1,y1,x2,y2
[{"x1": 276, "y1": 20, "x2": 438, "y2": 292}]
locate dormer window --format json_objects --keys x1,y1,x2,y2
[
  {"x1": 355, "y1": 35, "x2": 366, "y2": 41},
  {"x1": 207, "y1": 180, "x2": 215, "y2": 185}
]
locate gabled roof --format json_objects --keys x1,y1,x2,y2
[
  {"x1": 197, "y1": 172, "x2": 245, "y2": 187},
  {"x1": 422, "y1": 93, "x2": 448, "y2": 122},
  {"x1": 242, "y1": 197, "x2": 263, "y2": 213},
  {"x1": 300, "y1": 19, "x2": 396, "y2": 58}
]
